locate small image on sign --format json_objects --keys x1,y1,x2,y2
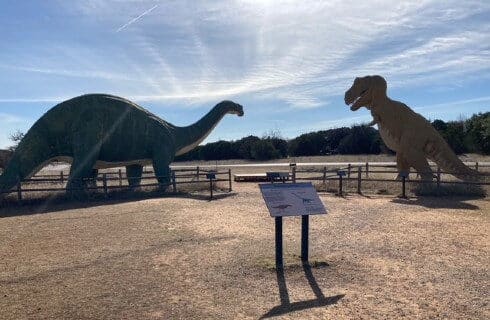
[{"x1": 259, "y1": 182, "x2": 327, "y2": 217}]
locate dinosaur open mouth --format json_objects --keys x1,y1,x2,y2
[{"x1": 349, "y1": 89, "x2": 368, "y2": 111}]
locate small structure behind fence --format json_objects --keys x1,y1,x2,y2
[{"x1": 232, "y1": 161, "x2": 489, "y2": 197}]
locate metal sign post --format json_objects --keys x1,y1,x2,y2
[
  {"x1": 399, "y1": 171, "x2": 409, "y2": 198},
  {"x1": 260, "y1": 182, "x2": 327, "y2": 269},
  {"x1": 275, "y1": 216, "x2": 284, "y2": 269},
  {"x1": 206, "y1": 172, "x2": 216, "y2": 200},
  {"x1": 337, "y1": 170, "x2": 346, "y2": 196},
  {"x1": 301, "y1": 215, "x2": 309, "y2": 262}
]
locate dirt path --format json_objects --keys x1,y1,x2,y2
[{"x1": 0, "y1": 183, "x2": 488, "y2": 319}]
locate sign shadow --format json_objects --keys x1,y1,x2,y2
[{"x1": 260, "y1": 262, "x2": 344, "y2": 319}]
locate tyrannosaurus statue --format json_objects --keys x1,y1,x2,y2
[
  {"x1": 344, "y1": 75, "x2": 477, "y2": 181},
  {"x1": 0, "y1": 94, "x2": 244, "y2": 196}
]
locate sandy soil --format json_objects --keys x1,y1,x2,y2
[{"x1": 0, "y1": 183, "x2": 489, "y2": 319}]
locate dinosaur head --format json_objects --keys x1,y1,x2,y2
[
  {"x1": 217, "y1": 100, "x2": 244, "y2": 117},
  {"x1": 344, "y1": 75, "x2": 387, "y2": 111}
]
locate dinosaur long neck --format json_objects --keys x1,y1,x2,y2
[{"x1": 174, "y1": 106, "x2": 227, "y2": 156}]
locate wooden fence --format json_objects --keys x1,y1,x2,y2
[
  {"x1": 1, "y1": 167, "x2": 233, "y2": 203},
  {"x1": 289, "y1": 164, "x2": 490, "y2": 197},
  {"x1": 1, "y1": 161, "x2": 488, "y2": 203}
]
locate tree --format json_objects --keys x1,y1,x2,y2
[
  {"x1": 432, "y1": 119, "x2": 447, "y2": 132},
  {"x1": 288, "y1": 132, "x2": 326, "y2": 156},
  {"x1": 322, "y1": 127, "x2": 351, "y2": 154},
  {"x1": 250, "y1": 140, "x2": 280, "y2": 160},
  {"x1": 235, "y1": 135, "x2": 261, "y2": 159},
  {"x1": 337, "y1": 125, "x2": 380, "y2": 154},
  {"x1": 8, "y1": 130, "x2": 25, "y2": 151},
  {"x1": 199, "y1": 140, "x2": 238, "y2": 160},
  {"x1": 266, "y1": 137, "x2": 288, "y2": 158},
  {"x1": 464, "y1": 112, "x2": 490, "y2": 154},
  {"x1": 444, "y1": 121, "x2": 467, "y2": 154}
]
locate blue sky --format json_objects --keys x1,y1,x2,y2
[{"x1": 0, "y1": 0, "x2": 489, "y2": 148}]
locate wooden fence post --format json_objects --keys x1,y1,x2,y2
[
  {"x1": 103, "y1": 174, "x2": 108, "y2": 197},
  {"x1": 209, "y1": 176, "x2": 213, "y2": 200},
  {"x1": 347, "y1": 163, "x2": 351, "y2": 179},
  {"x1": 60, "y1": 171, "x2": 64, "y2": 183},
  {"x1": 436, "y1": 167, "x2": 441, "y2": 188},
  {"x1": 357, "y1": 167, "x2": 362, "y2": 194},
  {"x1": 228, "y1": 169, "x2": 232, "y2": 192},
  {"x1": 172, "y1": 171, "x2": 177, "y2": 193},
  {"x1": 338, "y1": 174, "x2": 343, "y2": 196},
  {"x1": 322, "y1": 166, "x2": 327, "y2": 185},
  {"x1": 365, "y1": 162, "x2": 369, "y2": 178},
  {"x1": 118, "y1": 169, "x2": 122, "y2": 187},
  {"x1": 292, "y1": 166, "x2": 297, "y2": 183},
  {"x1": 475, "y1": 162, "x2": 479, "y2": 172},
  {"x1": 196, "y1": 166, "x2": 200, "y2": 181},
  {"x1": 17, "y1": 176, "x2": 22, "y2": 203},
  {"x1": 401, "y1": 176, "x2": 407, "y2": 198}
]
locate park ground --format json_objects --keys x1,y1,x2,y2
[{"x1": 0, "y1": 178, "x2": 489, "y2": 319}]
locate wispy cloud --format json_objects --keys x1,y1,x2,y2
[
  {"x1": 0, "y1": 64, "x2": 138, "y2": 82},
  {"x1": 116, "y1": 4, "x2": 159, "y2": 32},
  {"x1": 0, "y1": 97, "x2": 70, "y2": 103},
  {"x1": 414, "y1": 96, "x2": 490, "y2": 111},
  {"x1": 0, "y1": 113, "x2": 27, "y2": 124},
  {"x1": 1, "y1": 0, "x2": 489, "y2": 113}
]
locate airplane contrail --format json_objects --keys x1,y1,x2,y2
[{"x1": 116, "y1": 4, "x2": 159, "y2": 33}]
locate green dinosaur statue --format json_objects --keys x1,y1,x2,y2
[
  {"x1": 0, "y1": 94, "x2": 244, "y2": 196},
  {"x1": 344, "y1": 75, "x2": 477, "y2": 181},
  {"x1": 0, "y1": 149, "x2": 13, "y2": 172}
]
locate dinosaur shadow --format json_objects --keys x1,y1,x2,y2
[
  {"x1": 391, "y1": 196, "x2": 481, "y2": 210},
  {"x1": 260, "y1": 262, "x2": 344, "y2": 319},
  {"x1": 0, "y1": 190, "x2": 237, "y2": 218}
]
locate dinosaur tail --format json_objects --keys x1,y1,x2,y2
[
  {"x1": 426, "y1": 139, "x2": 479, "y2": 181},
  {"x1": 0, "y1": 129, "x2": 54, "y2": 195}
]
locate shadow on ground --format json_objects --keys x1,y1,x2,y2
[
  {"x1": 261, "y1": 262, "x2": 344, "y2": 319},
  {"x1": 0, "y1": 190, "x2": 237, "y2": 218},
  {"x1": 391, "y1": 196, "x2": 481, "y2": 210}
]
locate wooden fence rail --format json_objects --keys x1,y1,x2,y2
[
  {"x1": 1, "y1": 167, "x2": 233, "y2": 203},
  {"x1": 291, "y1": 165, "x2": 489, "y2": 197}
]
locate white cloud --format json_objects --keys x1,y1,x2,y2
[
  {"x1": 414, "y1": 96, "x2": 490, "y2": 111},
  {"x1": 0, "y1": 113, "x2": 26, "y2": 124},
  {"x1": 1, "y1": 0, "x2": 489, "y2": 110},
  {"x1": 116, "y1": 4, "x2": 159, "y2": 32}
]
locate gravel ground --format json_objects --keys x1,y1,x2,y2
[{"x1": 0, "y1": 183, "x2": 488, "y2": 319}]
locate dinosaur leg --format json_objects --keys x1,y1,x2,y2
[
  {"x1": 66, "y1": 156, "x2": 99, "y2": 198},
  {"x1": 87, "y1": 169, "x2": 98, "y2": 189},
  {"x1": 152, "y1": 149, "x2": 173, "y2": 191},
  {"x1": 407, "y1": 150, "x2": 433, "y2": 181},
  {"x1": 395, "y1": 152, "x2": 411, "y2": 180},
  {"x1": 126, "y1": 164, "x2": 143, "y2": 188},
  {"x1": 66, "y1": 127, "x2": 102, "y2": 198}
]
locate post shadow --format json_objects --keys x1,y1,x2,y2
[{"x1": 260, "y1": 262, "x2": 344, "y2": 319}]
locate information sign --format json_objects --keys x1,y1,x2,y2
[{"x1": 259, "y1": 182, "x2": 327, "y2": 217}]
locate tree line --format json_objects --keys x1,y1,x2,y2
[
  {"x1": 6, "y1": 112, "x2": 489, "y2": 160},
  {"x1": 175, "y1": 112, "x2": 489, "y2": 161}
]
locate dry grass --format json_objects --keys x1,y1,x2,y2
[
  {"x1": 172, "y1": 153, "x2": 490, "y2": 168},
  {"x1": 0, "y1": 182, "x2": 488, "y2": 319}
]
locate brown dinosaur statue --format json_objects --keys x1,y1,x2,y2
[{"x1": 344, "y1": 75, "x2": 478, "y2": 181}]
